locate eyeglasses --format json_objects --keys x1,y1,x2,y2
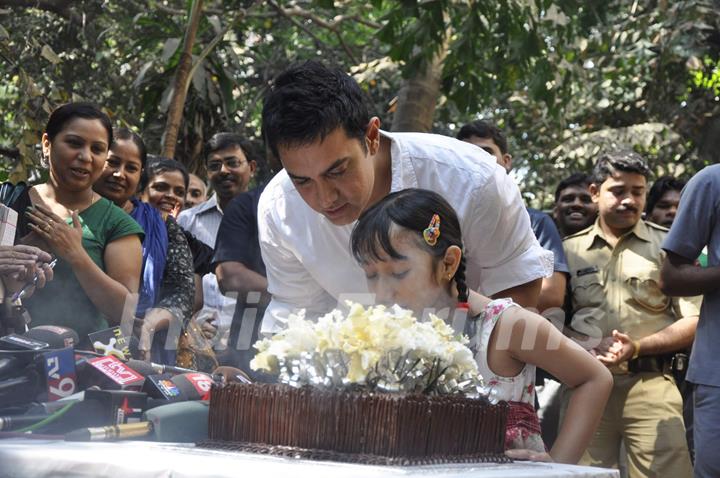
[{"x1": 207, "y1": 157, "x2": 247, "y2": 172}]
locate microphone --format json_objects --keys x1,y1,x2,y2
[
  {"x1": 76, "y1": 355, "x2": 144, "y2": 391},
  {"x1": 0, "y1": 356, "x2": 20, "y2": 378},
  {"x1": 0, "y1": 414, "x2": 50, "y2": 431},
  {"x1": 143, "y1": 401, "x2": 209, "y2": 442},
  {"x1": 88, "y1": 326, "x2": 132, "y2": 360},
  {"x1": 0, "y1": 333, "x2": 48, "y2": 351},
  {"x1": 64, "y1": 421, "x2": 153, "y2": 442},
  {"x1": 169, "y1": 372, "x2": 213, "y2": 401},
  {"x1": 62, "y1": 399, "x2": 211, "y2": 443},
  {"x1": 124, "y1": 359, "x2": 197, "y2": 376},
  {"x1": 0, "y1": 347, "x2": 77, "y2": 407},
  {"x1": 0, "y1": 368, "x2": 40, "y2": 407},
  {"x1": 25, "y1": 326, "x2": 79, "y2": 350},
  {"x1": 142, "y1": 371, "x2": 216, "y2": 407},
  {"x1": 0, "y1": 373, "x2": 36, "y2": 393},
  {"x1": 37, "y1": 347, "x2": 77, "y2": 401}
]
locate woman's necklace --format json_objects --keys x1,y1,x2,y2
[{"x1": 33, "y1": 185, "x2": 96, "y2": 220}]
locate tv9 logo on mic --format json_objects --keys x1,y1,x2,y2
[{"x1": 42, "y1": 348, "x2": 77, "y2": 400}]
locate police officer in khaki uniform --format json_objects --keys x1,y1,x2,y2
[{"x1": 563, "y1": 151, "x2": 698, "y2": 477}]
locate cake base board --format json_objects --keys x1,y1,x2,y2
[{"x1": 197, "y1": 440, "x2": 513, "y2": 466}]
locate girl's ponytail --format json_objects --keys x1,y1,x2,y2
[{"x1": 454, "y1": 254, "x2": 469, "y2": 303}]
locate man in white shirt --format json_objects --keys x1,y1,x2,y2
[{"x1": 258, "y1": 61, "x2": 553, "y2": 333}]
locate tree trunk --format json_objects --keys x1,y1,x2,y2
[
  {"x1": 161, "y1": 0, "x2": 204, "y2": 159},
  {"x1": 391, "y1": 47, "x2": 447, "y2": 132}
]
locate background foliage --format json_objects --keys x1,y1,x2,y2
[{"x1": 1, "y1": 0, "x2": 718, "y2": 207}]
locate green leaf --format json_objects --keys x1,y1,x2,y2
[
  {"x1": 207, "y1": 15, "x2": 222, "y2": 36},
  {"x1": 40, "y1": 44, "x2": 61, "y2": 65},
  {"x1": 161, "y1": 38, "x2": 181, "y2": 64},
  {"x1": 133, "y1": 61, "x2": 155, "y2": 88},
  {"x1": 313, "y1": 0, "x2": 336, "y2": 9}
]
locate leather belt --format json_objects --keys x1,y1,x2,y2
[{"x1": 628, "y1": 355, "x2": 672, "y2": 374}]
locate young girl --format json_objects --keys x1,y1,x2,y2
[{"x1": 350, "y1": 188, "x2": 612, "y2": 464}]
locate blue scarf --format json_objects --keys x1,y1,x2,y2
[{"x1": 130, "y1": 198, "x2": 168, "y2": 316}]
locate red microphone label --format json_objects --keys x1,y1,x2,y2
[
  {"x1": 89, "y1": 356, "x2": 143, "y2": 385},
  {"x1": 185, "y1": 373, "x2": 213, "y2": 400}
]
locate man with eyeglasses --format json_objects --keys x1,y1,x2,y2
[
  {"x1": 178, "y1": 133, "x2": 262, "y2": 371},
  {"x1": 179, "y1": 133, "x2": 258, "y2": 247}
]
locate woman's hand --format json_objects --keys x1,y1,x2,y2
[{"x1": 25, "y1": 204, "x2": 85, "y2": 264}]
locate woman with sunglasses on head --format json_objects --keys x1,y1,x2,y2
[
  {"x1": 6, "y1": 103, "x2": 143, "y2": 343},
  {"x1": 93, "y1": 137, "x2": 196, "y2": 364}
]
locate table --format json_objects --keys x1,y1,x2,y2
[{"x1": 0, "y1": 439, "x2": 619, "y2": 478}]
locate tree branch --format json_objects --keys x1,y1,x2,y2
[
  {"x1": 267, "y1": 0, "x2": 326, "y2": 52},
  {"x1": 267, "y1": 2, "x2": 378, "y2": 65},
  {"x1": 279, "y1": 6, "x2": 381, "y2": 30},
  {"x1": 334, "y1": 30, "x2": 358, "y2": 64},
  {"x1": 161, "y1": 0, "x2": 204, "y2": 159},
  {"x1": 154, "y1": 2, "x2": 223, "y2": 16},
  {"x1": 0, "y1": 0, "x2": 82, "y2": 25}
]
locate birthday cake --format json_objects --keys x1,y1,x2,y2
[{"x1": 204, "y1": 303, "x2": 509, "y2": 464}]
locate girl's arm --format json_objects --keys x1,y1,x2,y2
[{"x1": 492, "y1": 307, "x2": 613, "y2": 464}]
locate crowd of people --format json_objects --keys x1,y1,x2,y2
[{"x1": 0, "y1": 60, "x2": 717, "y2": 478}]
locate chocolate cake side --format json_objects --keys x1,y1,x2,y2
[{"x1": 202, "y1": 383, "x2": 510, "y2": 465}]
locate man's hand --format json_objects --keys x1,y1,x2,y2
[
  {"x1": 200, "y1": 318, "x2": 218, "y2": 340},
  {"x1": 592, "y1": 330, "x2": 637, "y2": 367},
  {"x1": 135, "y1": 309, "x2": 173, "y2": 361},
  {"x1": 590, "y1": 336, "x2": 617, "y2": 360}
]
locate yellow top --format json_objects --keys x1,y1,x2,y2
[{"x1": 563, "y1": 219, "x2": 701, "y2": 342}]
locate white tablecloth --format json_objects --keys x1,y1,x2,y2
[{"x1": 0, "y1": 439, "x2": 619, "y2": 478}]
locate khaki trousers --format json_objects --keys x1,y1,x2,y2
[{"x1": 561, "y1": 372, "x2": 692, "y2": 478}]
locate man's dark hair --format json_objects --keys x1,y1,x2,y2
[
  {"x1": 45, "y1": 102, "x2": 113, "y2": 145},
  {"x1": 645, "y1": 176, "x2": 686, "y2": 214},
  {"x1": 261, "y1": 60, "x2": 369, "y2": 161},
  {"x1": 590, "y1": 151, "x2": 651, "y2": 185},
  {"x1": 140, "y1": 157, "x2": 189, "y2": 192},
  {"x1": 456, "y1": 120, "x2": 508, "y2": 155},
  {"x1": 204, "y1": 132, "x2": 260, "y2": 163},
  {"x1": 554, "y1": 173, "x2": 592, "y2": 203},
  {"x1": 350, "y1": 188, "x2": 469, "y2": 304}
]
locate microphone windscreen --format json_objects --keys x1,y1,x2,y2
[
  {"x1": 143, "y1": 401, "x2": 209, "y2": 442},
  {"x1": 25, "y1": 326, "x2": 79, "y2": 349},
  {"x1": 123, "y1": 360, "x2": 158, "y2": 377},
  {"x1": 169, "y1": 373, "x2": 213, "y2": 401}
]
